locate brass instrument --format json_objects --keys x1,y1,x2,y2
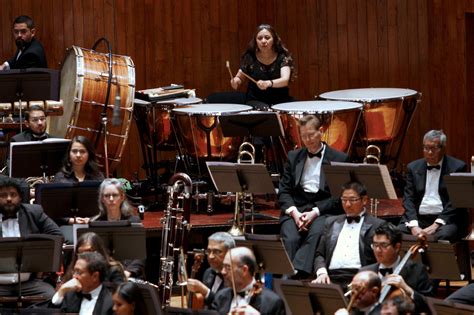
[
  {"x1": 159, "y1": 172, "x2": 192, "y2": 308},
  {"x1": 363, "y1": 144, "x2": 381, "y2": 216},
  {"x1": 228, "y1": 142, "x2": 256, "y2": 236}
]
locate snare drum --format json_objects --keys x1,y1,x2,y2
[
  {"x1": 173, "y1": 104, "x2": 252, "y2": 160},
  {"x1": 272, "y1": 101, "x2": 362, "y2": 154},
  {"x1": 319, "y1": 88, "x2": 420, "y2": 166},
  {"x1": 133, "y1": 97, "x2": 202, "y2": 150}
]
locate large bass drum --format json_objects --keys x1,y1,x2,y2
[
  {"x1": 50, "y1": 46, "x2": 135, "y2": 171},
  {"x1": 319, "y1": 88, "x2": 420, "y2": 168}
]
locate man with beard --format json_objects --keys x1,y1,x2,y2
[
  {"x1": 11, "y1": 105, "x2": 51, "y2": 142},
  {"x1": 0, "y1": 15, "x2": 47, "y2": 70},
  {"x1": 0, "y1": 176, "x2": 61, "y2": 298}
]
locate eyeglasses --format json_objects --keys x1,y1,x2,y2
[
  {"x1": 103, "y1": 193, "x2": 120, "y2": 199},
  {"x1": 423, "y1": 145, "x2": 441, "y2": 152},
  {"x1": 29, "y1": 116, "x2": 46, "y2": 123},
  {"x1": 340, "y1": 197, "x2": 361, "y2": 204},
  {"x1": 205, "y1": 249, "x2": 223, "y2": 256},
  {"x1": 371, "y1": 242, "x2": 392, "y2": 250}
]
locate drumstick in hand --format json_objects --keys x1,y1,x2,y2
[
  {"x1": 240, "y1": 71, "x2": 258, "y2": 84},
  {"x1": 226, "y1": 60, "x2": 234, "y2": 79}
]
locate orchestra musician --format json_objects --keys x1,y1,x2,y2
[
  {"x1": 0, "y1": 176, "x2": 61, "y2": 299},
  {"x1": 279, "y1": 114, "x2": 349, "y2": 278},
  {"x1": 186, "y1": 231, "x2": 236, "y2": 308},
  {"x1": 398, "y1": 129, "x2": 468, "y2": 242},
  {"x1": 51, "y1": 251, "x2": 114, "y2": 315},
  {"x1": 230, "y1": 23, "x2": 295, "y2": 110},
  {"x1": 10, "y1": 105, "x2": 51, "y2": 142},
  {"x1": 0, "y1": 15, "x2": 47, "y2": 70},
  {"x1": 312, "y1": 181, "x2": 385, "y2": 289},
  {"x1": 112, "y1": 282, "x2": 147, "y2": 315},
  {"x1": 211, "y1": 247, "x2": 286, "y2": 315},
  {"x1": 360, "y1": 222, "x2": 433, "y2": 314}
]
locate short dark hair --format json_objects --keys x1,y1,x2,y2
[
  {"x1": 374, "y1": 222, "x2": 402, "y2": 246},
  {"x1": 77, "y1": 251, "x2": 108, "y2": 282},
  {"x1": 25, "y1": 105, "x2": 46, "y2": 121},
  {"x1": 13, "y1": 15, "x2": 35, "y2": 29},
  {"x1": 0, "y1": 176, "x2": 23, "y2": 196},
  {"x1": 341, "y1": 181, "x2": 368, "y2": 197}
]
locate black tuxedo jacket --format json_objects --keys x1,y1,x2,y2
[
  {"x1": 361, "y1": 259, "x2": 434, "y2": 313},
  {"x1": 11, "y1": 130, "x2": 50, "y2": 142},
  {"x1": 211, "y1": 287, "x2": 285, "y2": 315},
  {"x1": 278, "y1": 144, "x2": 348, "y2": 221},
  {"x1": 314, "y1": 214, "x2": 385, "y2": 272},
  {"x1": 60, "y1": 286, "x2": 113, "y2": 315},
  {"x1": 401, "y1": 155, "x2": 467, "y2": 225},
  {"x1": 8, "y1": 38, "x2": 47, "y2": 69},
  {"x1": 202, "y1": 267, "x2": 225, "y2": 307},
  {"x1": 16, "y1": 203, "x2": 62, "y2": 236}
]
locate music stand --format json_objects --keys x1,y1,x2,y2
[
  {"x1": 235, "y1": 234, "x2": 295, "y2": 276},
  {"x1": 35, "y1": 181, "x2": 101, "y2": 221},
  {"x1": 9, "y1": 139, "x2": 70, "y2": 178},
  {"x1": 445, "y1": 174, "x2": 474, "y2": 240},
  {"x1": 323, "y1": 162, "x2": 397, "y2": 216},
  {"x1": 75, "y1": 224, "x2": 146, "y2": 261},
  {"x1": 206, "y1": 161, "x2": 277, "y2": 232},
  {"x1": 427, "y1": 297, "x2": 474, "y2": 315},
  {"x1": 0, "y1": 235, "x2": 63, "y2": 307},
  {"x1": 276, "y1": 279, "x2": 347, "y2": 315},
  {"x1": 0, "y1": 69, "x2": 60, "y2": 133},
  {"x1": 133, "y1": 281, "x2": 163, "y2": 315}
]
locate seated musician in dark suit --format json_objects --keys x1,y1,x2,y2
[
  {"x1": 186, "y1": 231, "x2": 236, "y2": 308},
  {"x1": 279, "y1": 114, "x2": 348, "y2": 278},
  {"x1": 10, "y1": 105, "x2": 51, "y2": 142},
  {"x1": 211, "y1": 247, "x2": 285, "y2": 315},
  {"x1": 360, "y1": 222, "x2": 434, "y2": 313},
  {"x1": 0, "y1": 176, "x2": 61, "y2": 299},
  {"x1": 312, "y1": 181, "x2": 385, "y2": 289},
  {"x1": 446, "y1": 283, "x2": 474, "y2": 306},
  {"x1": 0, "y1": 15, "x2": 47, "y2": 70},
  {"x1": 398, "y1": 129, "x2": 468, "y2": 242},
  {"x1": 52, "y1": 251, "x2": 113, "y2": 315}
]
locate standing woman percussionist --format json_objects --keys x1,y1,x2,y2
[{"x1": 230, "y1": 24, "x2": 295, "y2": 110}]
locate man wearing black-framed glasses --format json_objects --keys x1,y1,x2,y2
[{"x1": 398, "y1": 129, "x2": 467, "y2": 242}]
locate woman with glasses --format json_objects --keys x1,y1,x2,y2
[{"x1": 94, "y1": 178, "x2": 140, "y2": 223}]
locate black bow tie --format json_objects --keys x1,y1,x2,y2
[
  {"x1": 427, "y1": 164, "x2": 440, "y2": 170},
  {"x1": 346, "y1": 216, "x2": 361, "y2": 224},
  {"x1": 379, "y1": 268, "x2": 393, "y2": 276},
  {"x1": 212, "y1": 270, "x2": 223, "y2": 279},
  {"x1": 237, "y1": 291, "x2": 247, "y2": 298},
  {"x1": 78, "y1": 292, "x2": 92, "y2": 301},
  {"x1": 307, "y1": 150, "x2": 322, "y2": 159},
  {"x1": 1, "y1": 213, "x2": 18, "y2": 220}
]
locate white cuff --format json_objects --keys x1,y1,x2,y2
[
  {"x1": 405, "y1": 220, "x2": 419, "y2": 228},
  {"x1": 2, "y1": 62, "x2": 10, "y2": 70},
  {"x1": 435, "y1": 218, "x2": 446, "y2": 225},
  {"x1": 316, "y1": 267, "x2": 328, "y2": 277},
  {"x1": 311, "y1": 207, "x2": 320, "y2": 216},
  {"x1": 51, "y1": 291, "x2": 64, "y2": 305},
  {"x1": 285, "y1": 206, "x2": 297, "y2": 216}
]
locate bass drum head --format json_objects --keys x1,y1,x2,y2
[{"x1": 49, "y1": 46, "x2": 82, "y2": 138}]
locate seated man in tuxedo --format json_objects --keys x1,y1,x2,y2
[
  {"x1": 0, "y1": 176, "x2": 62, "y2": 298},
  {"x1": 0, "y1": 15, "x2": 47, "y2": 70},
  {"x1": 279, "y1": 115, "x2": 348, "y2": 277},
  {"x1": 398, "y1": 129, "x2": 468, "y2": 242},
  {"x1": 360, "y1": 222, "x2": 434, "y2": 313},
  {"x1": 211, "y1": 247, "x2": 286, "y2": 315},
  {"x1": 52, "y1": 251, "x2": 113, "y2": 315},
  {"x1": 312, "y1": 181, "x2": 385, "y2": 289},
  {"x1": 187, "y1": 231, "x2": 236, "y2": 307},
  {"x1": 11, "y1": 105, "x2": 51, "y2": 142}
]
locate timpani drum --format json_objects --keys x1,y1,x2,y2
[
  {"x1": 272, "y1": 101, "x2": 363, "y2": 154},
  {"x1": 173, "y1": 104, "x2": 252, "y2": 161},
  {"x1": 51, "y1": 46, "x2": 135, "y2": 171},
  {"x1": 319, "y1": 88, "x2": 420, "y2": 167}
]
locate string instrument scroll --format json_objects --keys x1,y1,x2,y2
[
  {"x1": 187, "y1": 250, "x2": 205, "y2": 310},
  {"x1": 377, "y1": 234, "x2": 428, "y2": 304}
]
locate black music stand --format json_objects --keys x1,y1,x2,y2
[
  {"x1": 427, "y1": 297, "x2": 474, "y2": 314},
  {"x1": 235, "y1": 234, "x2": 295, "y2": 276},
  {"x1": 35, "y1": 181, "x2": 102, "y2": 221},
  {"x1": 276, "y1": 279, "x2": 347, "y2": 315},
  {"x1": 133, "y1": 281, "x2": 163, "y2": 315},
  {"x1": 0, "y1": 69, "x2": 60, "y2": 132},
  {"x1": 75, "y1": 223, "x2": 147, "y2": 261},
  {"x1": 0, "y1": 235, "x2": 63, "y2": 308},
  {"x1": 9, "y1": 139, "x2": 70, "y2": 178},
  {"x1": 206, "y1": 161, "x2": 277, "y2": 226},
  {"x1": 444, "y1": 174, "x2": 474, "y2": 208}
]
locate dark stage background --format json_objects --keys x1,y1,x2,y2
[{"x1": 1, "y1": 0, "x2": 473, "y2": 179}]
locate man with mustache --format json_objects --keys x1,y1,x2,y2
[{"x1": 0, "y1": 15, "x2": 47, "y2": 70}]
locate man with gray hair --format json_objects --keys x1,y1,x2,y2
[
  {"x1": 211, "y1": 247, "x2": 285, "y2": 315},
  {"x1": 398, "y1": 130, "x2": 467, "y2": 242},
  {"x1": 187, "y1": 231, "x2": 236, "y2": 307}
]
